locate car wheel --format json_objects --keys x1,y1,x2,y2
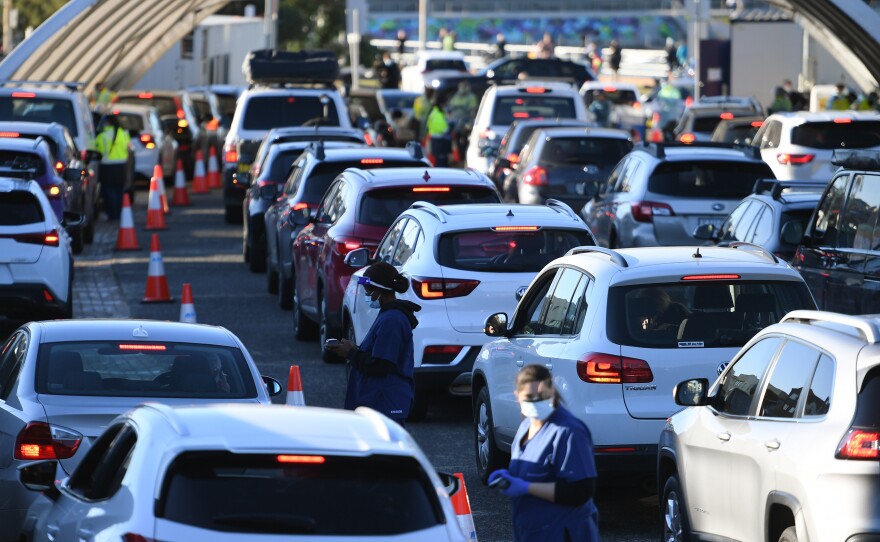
[
  {"x1": 293, "y1": 281, "x2": 318, "y2": 341},
  {"x1": 320, "y1": 293, "x2": 343, "y2": 363},
  {"x1": 266, "y1": 254, "x2": 279, "y2": 294},
  {"x1": 278, "y1": 263, "x2": 293, "y2": 310},
  {"x1": 778, "y1": 527, "x2": 798, "y2": 542},
  {"x1": 248, "y1": 233, "x2": 266, "y2": 273},
  {"x1": 224, "y1": 205, "x2": 242, "y2": 224},
  {"x1": 662, "y1": 474, "x2": 691, "y2": 542},
  {"x1": 70, "y1": 227, "x2": 84, "y2": 254},
  {"x1": 474, "y1": 386, "x2": 507, "y2": 484}
]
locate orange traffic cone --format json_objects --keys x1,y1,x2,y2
[
  {"x1": 179, "y1": 282, "x2": 197, "y2": 322},
  {"x1": 145, "y1": 177, "x2": 167, "y2": 230},
  {"x1": 142, "y1": 234, "x2": 173, "y2": 303},
  {"x1": 171, "y1": 159, "x2": 192, "y2": 206},
  {"x1": 451, "y1": 473, "x2": 477, "y2": 541},
  {"x1": 114, "y1": 193, "x2": 140, "y2": 251},
  {"x1": 207, "y1": 146, "x2": 221, "y2": 190},
  {"x1": 191, "y1": 148, "x2": 209, "y2": 194},
  {"x1": 286, "y1": 365, "x2": 305, "y2": 406},
  {"x1": 154, "y1": 165, "x2": 170, "y2": 215}
]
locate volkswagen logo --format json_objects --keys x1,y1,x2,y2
[
  {"x1": 712, "y1": 203, "x2": 724, "y2": 211},
  {"x1": 717, "y1": 361, "x2": 729, "y2": 375},
  {"x1": 516, "y1": 286, "x2": 528, "y2": 300},
  {"x1": 584, "y1": 164, "x2": 600, "y2": 175}
]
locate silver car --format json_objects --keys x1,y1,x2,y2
[{"x1": 0, "y1": 319, "x2": 281, "y2": 542}]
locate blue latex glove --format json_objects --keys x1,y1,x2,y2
[{"x1": 492, "y1": 469, "x2": 530, "y2": 498}]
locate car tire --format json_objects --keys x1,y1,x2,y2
[
  {"x1": 778, "y1": 527, "x2": 798, "y2": 542},
  {"x1": 248, "y1": 234, "x2": 266, "y2": 273},
  {"x1": 293, "y1": 281, "x2": 318, "y2": 341},
  {"x1": 661, "y1": 474, "x2": 691, "y2": 542},
  {"x1": 320, "y1": 293, "x2": 343, "y2": 363},
  {"x1": 266, "y1": 254, "x2": 279, "y2": 294},
  {"x1": 474, "y1": 386, "x2": 508, "y2": 484},
  {"x1": 225, "y1": 205, "x2": 242, "y2": 224}
]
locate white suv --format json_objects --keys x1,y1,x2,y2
[
  {"x1": 659, "y1": 310, "x2": 880, "y2": 542},
  {"x1": 466, "y1": 81, "x2": 589, "y2": 174},
  {"x1": 472, "y1": 244, "x2": 816, "y2": 483},
  {"x1": 342, "y1": 200, "x2": 595, "y2": 420}
]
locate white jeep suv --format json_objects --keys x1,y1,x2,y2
[
  {"x1": 472, "y1": 244, "x2": 816, "y2": 484},
  {"x1": 659, "y1": 310, "x2": 880, "y2": 542}
]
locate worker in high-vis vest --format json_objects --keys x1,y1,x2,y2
[
  {"x1": 95, "y1": 115, "x2": 131, "y2": 220},
  {"x1": 426, "y1": 97, "x2": 451, "y2": 167}
]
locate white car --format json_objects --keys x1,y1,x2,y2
[
  {"x1": 579, "y1": 81, "x2": 641, "y2": 129},
  {"x1": 341, "y1": 200, "x2": 596, "y2": 421},
  {"x1": 400, "y1": 51, "x2": 469, "y2": 93},
  {"x1": 0, "y1": 178, "x2": 80, "y2": 322},
  {"x1": 660, "y1": 310, "x2": 880, "y2": 541},
  {"x1": 21, "y1": 403, "x2": 469, "y2": 542},
  {"x1": 471, "y1": 244, "x2": 816, "y2": 484},
  {"x1": 466, "y1": 81, "x2": 589, "y2": 174},
  {"x1": 0, "y1": 319, "x2": 281, "y2": 541},
  {"x1": 753, "y1": 110, "x2": 880, "y2": 180}
]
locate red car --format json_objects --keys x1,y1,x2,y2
[{"x1": 291, "y1": 167, "x2": 501, "y2": 361}]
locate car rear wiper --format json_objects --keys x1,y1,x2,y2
[{"x1": 212, "y1": 513, "x2": 317, "y2": 534}]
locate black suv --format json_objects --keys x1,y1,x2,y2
[{"x1": 794, "y1": 150, "x2": 880, "y2": 314}]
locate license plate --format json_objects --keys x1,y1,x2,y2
[
  {"x1": 237, "y1": 163, "x2": 250, "y2": 174},
  {"x1": 698, "y1": 217, "x2": 723, "y2": 228}
]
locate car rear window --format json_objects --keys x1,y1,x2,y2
[
  {"x1": 438, "y1": 228, "x2": 592, "y2": 272},
  {"x1": 158, "y1": 452, "x2": 444, "y2": 535},
  {"x1": 35, "y1": 341, "x2": 258, "y2": 398},
  {"x1": 713, "y1": 123, "x2": 760, "y2": 144},
  {"x1": 115, "y1": 96, "x2": 177, "y2": 117},
  {"x1": 0, "y1": 97, "x2": 78, "y2": 137},
  {"x1": 607, "y1": 280, "x2": 815, "y2": 348},
  {"x1": 299, "y1": 160, "x2": 425, "y2": 200},
  {"x1": 266, "y1": 149, "x2": 305, "y2": 182},
  {"x1": 492, "y1": 96, "x2": 578, "y2": 125},
  {"x1": 242, "y1": 96, "x2": 340, "y2": 130},
  {"x1": 648, "y1": 160, "x2": 774, "y2": 199},
  {"x1": 0, "y1": 191, "x2": 44, "y2": 225},
  {"x1": 191, "y1": 98, "x2": 212, "y2": 121},
  {"x1": 852, "y1": 366, "x2": 880, "y2": 428},
  {"x1": 791, "y1": 121, "x2": 880, "y2": 149},
  {"x1": 692, "y1": 116, "x2": 725, "y2": 133},
  {"x1": 0, "y1": 151, "x2": 46, "y2": 179},
  {"x1": 217, "y1": 94, "x2": 237, "y2": 116},
  {"x1": 382, "y1": 94, "x2": 417, "y2": 111},
  {"x1": 540, "y1": 137, "x2": 632, "y2": 166},
  {"x1": 584, "y1": 88, "x2": 637, "y2": 106},
  {"x1": 358, "y1": 186, "x2": 500, "y2": 227},
  {"x1": 113, "y1": 113, "x2": 145, "y2": 133},
  {"x1": 425, "y1": 59, "x2": 467, "y2": 71}
]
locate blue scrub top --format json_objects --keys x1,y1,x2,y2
[
  {"x1": 344, "y1": 307, "x2": 415, "y2": 420},
  {"x1": 509, "y1": 406, "x2": 600, "y2": 541}
]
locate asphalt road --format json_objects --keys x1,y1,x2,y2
[{"x1": 5, "y1": 186, "x2": 660, "y2": 541}]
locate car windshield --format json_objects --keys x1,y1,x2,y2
[
  {"x1": 607, "y1": 280, "x2": 815, "y2": 348},
  {"x1": 358, "y1": 186, "x2": 500, "y2": 227},
  {"x1": 158, "y1": 452, "x2": 444, "y2": 535},
  {"x1": 791, "y1": 121, "x2": 880, "y2": 149},
  {"x1": 0, "y1": 191, "x2": 44, "y2": 225},
  {"x1": 438, "y1": 228, "x2": 592, "y2": 272},
  {"x1": 540, "y1": 137, "x2": 632, "y2": 166},
  {"x1": 35, "y1": 341, "x2": 258, "y2": 398},
  {"x1": 242, "y1": 96, "x2": 340, "y2": 130},
  {"x1": 0, "y1": 97, "x2": 78, "y2": 137},
  {"x1": 692, "y1": 116, "x2": 725, "y2": 133},
  {"x1": 492, "y1": 96, "x2": 577, "y2": 125},
  {"x1": 0, "y1": 151, "x2": 45, "y2": 179},
  {"x1": 648, "y1": 160, "x2": 774, "y2": 199}
]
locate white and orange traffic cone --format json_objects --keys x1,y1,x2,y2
[
  {"x1": 207, "y1": 146, "x2": 221, "y2": 190},
  {"x1": 154, "y1": 164, "x2": 170, "y2": 215},
  {"x1": 171, "y1": 159, "x2": 192, "y2": 206},
  {"x1": 114, "y1": 193, "x2": 140, "y2": 251},
  {"x1": 286, "y1": 365, "x2": 305, "y2": 406},
  {"x1": 191, "y1": 148, "x2": 209, "y2": 194},
  {"x1": 452, "y1": 473, "x2": 477, "y2": 541},
  {"x1": 142, "y1": 234, "x2": 173, "y2": 303},
  {"x1": 144, "y1": 176, "x2": 167, "y2": 230},
  {"x1": 179, "y1": 282, "x2": 197, "y2": 322}
]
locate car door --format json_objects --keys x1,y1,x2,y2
[
  {"x1": 296, "y1": 181, "x2": 340, "y2": 314},
  {"x1": 0, "y1": 332, "x2": 29, "y2": 473},
  {"x1": 861, "y1": 178, "x2": 880, "y2": 312},
  {"x1": 583, "y1": 157, "x2": 630, "y2": 247}
]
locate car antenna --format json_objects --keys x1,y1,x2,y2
[
  {"x1": 693, "y1": 247, "x2": 702, "y2": 259},
  {"x1": 507, "y1": 209, "x2": 514, "y2": 217}
]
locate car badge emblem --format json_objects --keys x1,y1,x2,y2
[
  {"x1": 584, "y1": 164, "x2": 600, "y2": 175},
  {"x1": 516, "y1": 286, "x2": 528, "y2": 299},
  {"x1": 132, "y1": 325, "x2": 149, "y2": 338},
  {"x1": 717, "y1": 361, "x2": 729, "y2": 375},
  {"x1": 712, "y1": 203, "x2": 724, "y2": 211},
  {"x1": 422, "y1": 170, "x2": 431, "y2": 182}
]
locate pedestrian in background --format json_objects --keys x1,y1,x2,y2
[
  {"x1": 783, "y1": 79, "x2": 807, "y2": 111},
  {"x1": 95, "y1": 115, "x2": 130, "y2": 220},
  {"x1": 488, "y1": 364, "x2": 599, "y2": 541},
  {"x1": 427, "y1": 96, "x2": 452, "y2": 167},
  {"x1": 396, "y1": 29, "x2": 407, "y2": 58},
  {"x1": 413, "y1": 86, "x2": 434, "y2": 141},
  {"x1": 588, "y1": 89, "x2": 611, "y2": 127},
  {"x1": 853, "y1": 90, "x2": 879, "y2": 111},
  {"x1": 665, "y1": 37, "x2": 678, "y2": 73},
  {"x1": 769, "y1": 86, "x2": 793, "y2": 114},
  {"x1": 828, "y1": 82, "x2": 851, "y2": 110},
  {"x1": 493, "y1": 33, "x2": 508, "y2": 59},
  {"x1": 377, "y1": 51, "x2": 401, "y2": 89},
  {"x1": 534, "y1": 32, "x2": 555, "y2": 59},
  {"x1": 443, "y1": 30, "x2": 457, "y2": 51},
  {"x1": 608, "y1": 40, "x2": 622, "y2": 81},
  {"x1": 327, "y1": 262, "x2": 419, "y2": 427}
]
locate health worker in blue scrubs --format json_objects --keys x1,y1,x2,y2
[
  {"x1": 327, "y1": 262, "x2": 419, "y2": 426},
  {"x1": 489, "y1": 364, "x2": 600, "y2": 541}
]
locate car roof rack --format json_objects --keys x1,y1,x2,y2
[
  {"x1": 545, "y1": 198, "x2": 579, "y2": 220},
  {"x1": 781, "y1": 310, "x2": 880, "y2": 344},
  {"x1": 405, "y1": 141, "x2": 424, "y2": 160},
  {"x1": 751, "y1": 178, "x2": 827, "y2": 199},
  {"x1": 831, "y1": 149, "x2": 880, "y2": 171},
  {"x1": 727, "y1": 241, "x2": 778, "y2": 263},
  {"x1": 636, "y1": 141, "x2": 759, "y2": 160},
  {"x1": 0, "y1": 80, "x2": 85, "y2": 92},
  {"x1": 565, "y1": 245, "x2": 628, "y2": 267},
  {"x1": 409, "y1": 201, "x2": 448, "y2": 223}
]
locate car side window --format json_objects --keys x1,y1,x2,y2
[
  {"x1": 376, "y1": 218, "x2": 408, "y2": 263},
  {"x1": 840, "y1": 174, "x2": 880, "y2": 251},
  {"x1": 606, "y1": 159, "x2": 630, "y2": 193},
  {"x1": 330, "y1": 181, "x2": 349, "y2": 222},
  {"x1": 748, "y1": 202, "x2": 774, "y2": 246},
  {"x1": 759, "y1": 120, "x2": 782, "y2": 149},
  {"x1": 758, "y1": 340, "x2": 821, "y2": 418},
  {"x1": 511, "y1": 269, "x2": 560, "y2": 336},
  {"x1": 0, "y1": 332, "x2": 26, "y2": 401},
  {"x1": 715, "y1": 337, "x2": 782, "y2": 416},
  {"x1": 539, "y1": 268, "x2": 586, "y2": 335},
  {"x1": 717, "y1": 200, "x2": 751, "y2": 241},
  {"x1": 813, "y1": 174, "x2": 850, "y2": 246},
  {"x1": 68, "y1": 423, "x2": 137, "y2": 500},
  {"x1": 392, "y1": 219, "x2": 421, "y2": 267},
  {"x1": 732, "y1": 201, "x2": 761, "y2": 241},
  {"x1": 803, "y1": 354, "x2": 833, "y2": 416},
  {"x1": 284, "y1": 165, "x2": 302, "y2": 196},
  {"x1": 314, "y1": 182, "x2": 340, "y2": 224}
]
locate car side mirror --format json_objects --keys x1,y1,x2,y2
[
  {"x1": 18, "y1": 461, "x2": 60, "y2": 499},
  {"x1": 693, "y1": 223, "x2": 718, "y2": 241},
  {"x1": 673, "y1": 378, "x2": 710, "y2": 407},
  {"x1": 344, "y1": 247, "x2": 371, "y2": 268},
  {"x1": 781, "y1": 221, "x2": 804, "y2": 245},
  {"x1": 436, "y1": 471, "x2": 461, "y2": 498},
  {"x1": 290, "y1": 206, "x2": 311, "y2": 226},
  {"x1": 484, "y1": 312, "x2": 508, "y2": 337},
  {"x1": 62, "y1": 211, "x2": 85, "y2": 228},
  {"x1": 260, "y1": 184, "x2": 279, "y2": 200},
  {"x1": 262, "y1": 376, "x2": 282, "y2": 396}
]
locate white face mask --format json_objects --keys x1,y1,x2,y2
[{"x1": 520, "y1": 398, "x2": 554, "y2": 421}]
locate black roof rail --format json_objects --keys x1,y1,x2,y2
[
  {"x1": 728, "y1": 241, "x2": 778, "y2": 263},
  {"x1": 0, "y1": 80, "x2": 85, "y2": 91},
  {"x1": 752, "y1": 178, "x2": 828, "y2": 199},
  {"x1": 637, "y1": 140, "x2": 760, "y2": 160},
  {"x1": 406, "y1": 141, "x2": 424, "y2": 160},
  {"x1": 831, "y1": 149, "x2": 880, "y2": 171},
  {"x1": 409, "y1": 201, "x2": 447, "y2": 223},
  {"x1": 544, "y1": 199, "x2": 579, "y2": 220},
  {"x1": 565, "y1": 245, "x2": 628, "y2": 267}
]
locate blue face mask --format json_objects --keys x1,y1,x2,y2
[{"x1": 364, "y1": 289, "x2": 381, "y2": 309}]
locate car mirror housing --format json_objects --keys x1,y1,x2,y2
[
  {"x1": 262, "y1": 376, "x2": 283, "y2": 396},
  {"x1": 484, "y1": 312, "x2": 508, "y2": 337},
  {"x1": 18, "y1": 461, "x2": 61, "y2": 499},
  {"x1": 673, "y1": 378, "x2": 710, "y2": 406},
  {"x1": 781, "y1": 221, "x2": 804, "y2": 245},
  {"x1": 436, "y1": 471, "x2": 461, "y2": 498},
  {"x1": 62, "y1": 211, "x2": 85, "y2": 228},
  {"x1": 344, "y1": 248, "x2": 370, "y2": 268},
  {"x1": 290, "y1": 207, "x2": 311, "y2": 226}
]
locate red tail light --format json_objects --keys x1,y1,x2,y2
[
  {"x1": 411, "y1": 277, "x2": 480, "y2": 299},
  {"x1": 751, "y1": 121, "x2": 764, "y2": 128},
  {"x1": 0, "y1": 131, "x2": 20, "y2": 137},
  {"x1": 836, "y1": 429, "x2": 880, "y2": 460},
  {"x1": 423, "y1": 345, "x2": 464, "y2": 363},
  {"x1": 15, "y1": 422, "x2": 82, "y2": 460},
  {"x1": 123, "y1": 534, "x2": 156, "y2": 542},
  {"x1": 777, "y1": 153, "x2": 815, "y2": 165},
  {"x1": 15, "y1": 229, "x2": 60, "y2": 247},
  {"x1": 54, "y1": 161, "x2": 66, "y2": 174},
  {"x1": 681, "y1": 274, "x2": 740, "y2": 281},
  {"x1": 833, "y1": 117, "x2": 852, "y2": 124},
  {"x1": 679, "y1": 133, "x2": 696, "y2": 144},
  {"x1": 291, "y1": 202, "x2": 309, "y2": 211},
  {"x1": 117, "y1": 344, "x2": 167, "y2": 351},
  {"x1": 513, "y1": 112, "x2": 530, "y2": 119},
  {"x1": 363, "y1": 132, "x2": 374, "y2": 146},
  {"x1": 576, "y1": 353, "x2": 653, "y2": 384},
  {"x1": 412, "y1": 186, "x2": 450, "y2": 192},
  {"x1": 506, "y1": 153, "x2": 520, "y2": 164},
  {"x1": 524, "y1": 87, "x2": 547, "y2": 94},
  {"x1": 139, "y1": 133, "x2": 154, "y2": 145},
  {"x1": 173, "y1": 96, "x2": 185, "y2": 119},
  {"x1": 205, "y1": 118, "x2": 220, "y2": 130},
  {"x1": 335, "y1": 237, "x2": 363, "y2": 256},
  {"x1": 685, "y1": 96, "x2": 694, "y2": 107},
  {"x1": 257, "y1": 179, "x2": 277, "y2": 188},
  {"x1": 11, "y1": 91, "x2": 36, "y2": 98},
  {"x1": 631, "y1": 201, "x2": 674, "y2": 223},
  {"x1": 719, "y1": 112, "x2": 734, "y2": 120},
  {"x1": 522, "y1": 166, "x2": 548, "y2": 187},
  {"x1": 277, "y1": 454, "x2": 326, "y2": 463},
  {"x1": 225, "y1": 148, "x2": 238, "y2": 164},
  {"x1": 137, "y1": 92, "x2": 153, "y2": 99}
]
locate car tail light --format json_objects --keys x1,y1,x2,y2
[
  {"x1": 43, "y1": 289, "x2": 54, "y2": 302},
  {"x1": 679, "y1": 133, "x2": 696, "y2": 144},
  {"x1": 719, "y1": 112, "x2": 734, "y2": 120},
  {"x1": 117, "y1": 344, "x2": 167, "y2": 351},
  {"x1": 595, "y1": 445, "x2": 638, "y2": 453},
  {"x1": 522, "y1": 166, "x2": 548, "y2": 187},
  {"x1": 54, "y1": 161, "x2": 66, "y2": 174},
  {"x1": 224, "y1": 145, "x2": 238, "y2": 164},
  {"x1": 14, "y1": 230, "x2": 60, "y2": 247},
  {"x1": 506, "y1": 153, "x2": 519, "y2": 164},
  {"x1": 513, "y1": 112, "x2": 530, "y2": 119},
  {"x1": 205, "y1": 118, "x2": 220, "y2": 130},
  {"x1": 277, "y1": 454, "x2": 326, "y2": 463},
  {"x1": 291, "y1": 202, "x2": 309, "y2": 211},
  {"x1": 0, "y1": 131, "x2": 20, "y2": 137},
  {"x1": 123, "y1": 534, "x2": 156, "y2": 542},
  {"x1": 631, "y1": 201, "x2": 674, "y2": 223},
  {"x1": 685, "y1": 96, "x2": 694, "y2": 107},
  {"x1": 836, "y1": 428, "x2": 879, "y2": 460},
  {"x1": 334, "y1": 237, "x2": 363, "y2": 256},
  {"x1": 576, "y1": 353, "x2": 653, "y2": 384},
  {"x1": 777, "y1": 153, "x2": 815, "y2": 165},
  {"x1": 174, "y1": 96, "x2": 185, "y2": 119},
  {"x1": 632, "y1": 101, "x2": 642, "y2": 109},
  {"x1": 15, "y1": 421, "x2": 82, "y2": 460},
  {"x1": 11, "y1": 91, "x2": 36, "y2": 98},
  {"x1": 363, "y1": 132, "x2": 374, "y2": 146},
  {"x1": 681, "y1": 274, "x2": 740, "y2": 281},
  {"x1": 411, "y1": 277, "x2": 480, "y2": 299},
  {"x1": 833, "y1": 117, "x2": 852, "y2": 124},
  {"x1": 524, "y1": 87, "x2": 547, "y2": 94},
  {"x1": 751, "y1": 121, "x2": 764, "y2": 128},
  {"x1": 492, "y1": 225, "x2": 540, "y2": 232},
  {"x1": 137, "y1": 92, "x2": 153, "y2": 99},
  {"x1": 423, "y1": 345, "x2": 463, "y2": 363},
  {"x1": 412, "y1": 186, "x2": 450, "y2": 192},
  {"x1": 359, "y1": 158, "x2": 384, "y2": 165}
]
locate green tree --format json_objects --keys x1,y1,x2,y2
[{"x1": 3, "y1": 0, "x2": 66, "y2": 45}]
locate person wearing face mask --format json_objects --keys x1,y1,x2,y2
[
  {"x1": 326, "y1": 262, "x2": 420, "y2": 426},
  {"x1": 488, "y1": 364, "x2": 599, "y2": 541}
]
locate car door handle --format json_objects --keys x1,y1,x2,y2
[
  {"x1": 764, "y1": 439, "x2": 781, "y2": 451},
  {"x1": 716, "y1": 432, "x2": 731, "y2": 442}
]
